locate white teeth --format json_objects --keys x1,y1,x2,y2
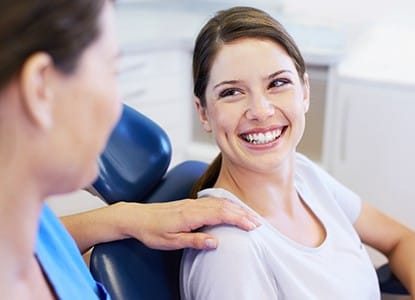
[{"x1": 242, "y1": 129, "x2": 282, "y2": 145}]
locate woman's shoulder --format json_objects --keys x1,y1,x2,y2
[
  {"x1": 181, "y1": 219, "x2": 273, "y2": 300},
  {"x1": 182, "y1": 224, "x2": 264, "y2": 278},
  {"x1": 184, "y1": 221, "x2": 264, "y2": 268},
  {"x1": 204, "y1": 223, "x2": 259, "y2": 247}
]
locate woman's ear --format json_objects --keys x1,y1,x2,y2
[
  {"x1": 302, "y1": 72, "x2": 310, "y2": 113},
  {"x1": 194, "y1": 97, "x2": 212, "y2": 132},
  {"x1": 19, "y1": 52, "x2": 55, "y2": 130}
]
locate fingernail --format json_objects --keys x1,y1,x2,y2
[
  {"x1": 253, "y1": 218, "x2": 262, "y2": 226},
  {"x1": 246, "y1": 220, "x2": 258, "y2": 230},
  {"x1": 205, "y1": 239, "x2": 217, "y2": 249}
]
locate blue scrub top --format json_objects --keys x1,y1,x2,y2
[{"x1": 35, "y1": 204, "x2": 110, "y2": 300}]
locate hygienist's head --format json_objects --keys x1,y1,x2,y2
[
  {"x1": 192, "y1": 6, "x2": 310, "y2": 174},
  {"x1": 0, "y1": 0, "x2": 121, "y2": 196}
]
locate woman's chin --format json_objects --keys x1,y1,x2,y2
[
  {"x1": 69, "y1": 162, "x2": 100, "y2": 194},
  {"x1": 84, "y1": 162, "x2": 100, "y2": 186}
]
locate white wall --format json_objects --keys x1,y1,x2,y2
[{"x1": 282, "y1": 0, "x2": 414, "y2": 25}]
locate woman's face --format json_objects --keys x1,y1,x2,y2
[
  {"x1": 50, "y1": 1, "x2": 121, "y2": 191},
  {"x1": 197, "y1": 38, "x2": 309, "y2": 173}
]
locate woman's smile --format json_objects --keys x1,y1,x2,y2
[{"x1": 239, "y1": 126, "x2": 287, "y2": 146}]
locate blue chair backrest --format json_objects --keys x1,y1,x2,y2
[
  {"x1": 89, "y1": 104, "x2": 208, "y2": 300},
  {"x1": 92, "y1": 104, "x2": 172, "y2": 204}
]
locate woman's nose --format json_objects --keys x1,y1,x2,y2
[{"x1": 245, "y1": 95, "x2": 274, "y2": 121}]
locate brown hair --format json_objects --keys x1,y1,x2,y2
[
  {"x1": 0, "y1": 0, "x2": 107, "y2": 89},
  {"x1": 190, "y1": 6, "x2": 306, "y2": 198}
]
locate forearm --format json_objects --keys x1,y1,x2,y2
[
  {"x1": 387, "y1": 232, "x2": 415, "y2": 296},
  {"x1": 60, "y1": 202, "x2": 131, "y2": 254},
  {"x1": 61, "y1": 197, "x2": 260, "y2": 253},
  {"x1": 354, "y1": 202, "x2": 415, "y2": 295}
]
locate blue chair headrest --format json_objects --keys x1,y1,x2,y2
[{"x1": 92, "y1": 104, "x2": 172, "y2": 204}]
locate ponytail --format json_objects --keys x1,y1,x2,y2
[{"x1": 190, "y1": 153, "x2": 222, "y2": 198}]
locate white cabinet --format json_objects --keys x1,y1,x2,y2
[
  {"x1": 320, "y1": 19, "x2": 415, "y2": 268},
  {"x1": 324, "y1": 79, "x2": 415, "y2": 230},
  {"x1": 323, "y1": 17, "x2": 415, "y2": 232}
]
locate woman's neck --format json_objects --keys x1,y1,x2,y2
[
  {"x1": 215, "y1": 156, "x2": 298, "y2": 217},
  {"x1": 0, "y1": 164, "x2": 46, "y2": 297},
  {"x1": 0, "y1": 83, "x2": 56, "y2": 298}
]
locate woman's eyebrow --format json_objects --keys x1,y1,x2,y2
[
  {"x1": 212, "y1": 70, "x2": 294, "y2": 90},
  {"x1": 267, "y1": 69, "x2": 293, "y2": 79},
  {"x1": 213, "y1": 80, "x2": 240, "y2": 90}
]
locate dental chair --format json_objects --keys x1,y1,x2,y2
[
  {"x1": 88, "y1": 104, "x2": 408, "y2": 299},
  {"x1": 88, "y1": 104, "x2": 207, "y2": 300}
]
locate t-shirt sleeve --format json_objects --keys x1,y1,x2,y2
[
  {"x1": 180, "y1": 225, "x2": 279, "y2": 300},
  {"x1": 323, "y1": 171, "x2": 361, "y2": 223},
  {"x1": 296, "y1": 153, "x2": 362, "y2": 224}
]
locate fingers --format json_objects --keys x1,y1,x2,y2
[
  {"x1": 190, "y1": 197, "x2": 261, "y2": 231},
  {"x1": 143, "y1": 232, "x2": 218, "y2": 250},
  {"x1": 132, "y1": 198, "x2": 261, "y2": 251},
  {"x1": 168, "y1": 232, "x2": 219, "y2": 250}
]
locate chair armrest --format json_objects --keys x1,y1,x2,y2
[
  {"x1": 90, "y1": 160, "x2": 208, "y2": 300},
  {"x1": 91, "y1": 239, "x2": 182, "y2": 300},
  {"x1": 377, "y1": 263, "x2": 408, "y2": 295}
]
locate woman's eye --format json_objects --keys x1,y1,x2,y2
[
  {"x1": 219, "y1": 89, "x2": 241, "y2": 98},
  {"x1": 269, "y1": 79, "x2": 291, "y2": 88}
]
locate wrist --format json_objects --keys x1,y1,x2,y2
[{"x1": 112, "y1": 201, "x2": 144, "y2": 240}]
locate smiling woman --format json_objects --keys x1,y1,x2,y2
[
  {"x1": 190, "y1": 5, "x2": 308, "y2": 196},
  {"x1": 181, "y1": 6, "x2": 415, "y2": 300}
]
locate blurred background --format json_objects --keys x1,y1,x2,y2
[{"x1": 48, "y1": 0, "x2": 415, "y2": 287}]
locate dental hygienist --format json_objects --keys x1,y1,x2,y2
[{"x1": 0, "y1": 1, "x2": 259, "y2": 298}]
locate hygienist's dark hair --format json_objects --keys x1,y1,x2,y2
[
  {"x1": 0, "y1": 0, "x2": 108, "y2": 89},
  {"x1": 190, "y1": 6, "x2": 306, "y2": 197}
]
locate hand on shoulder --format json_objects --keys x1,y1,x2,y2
[{"x1": 117, "y1": 197, "x2": 261, "y2": 250}]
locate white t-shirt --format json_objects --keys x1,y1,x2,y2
[{"x1": 180, "y1": 153, "x2": 380, "y2": 300}]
